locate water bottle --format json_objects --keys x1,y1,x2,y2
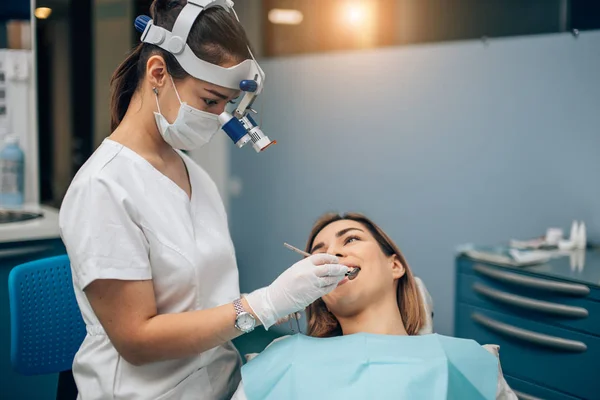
[{"x1": 0, "y1": 135, "x2": 25, "y2": 208}]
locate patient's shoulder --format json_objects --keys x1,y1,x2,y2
[{"x1": 244, "y1": 335, "x2": 292, "y2": 362}]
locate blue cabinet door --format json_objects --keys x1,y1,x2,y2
[
  {"x1": 504, "y1": 375, "x2": 580, "y2": 400},
  {"x1": 457, "y1": 272, "x2": 600, "y2": 336},
  {"x1": 0, "y1": 239, "x2": 67, "y2": 400},
  {"x1": 456, "y1": 302, "x2": 599, "y2": 400}
]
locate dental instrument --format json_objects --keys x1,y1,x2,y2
[
  {"x1": 283, "y1": 242, "x2": 361, "y2": 280},
  {"x1": 283, "y1": 242, "x2": 310, "y2": 257},
  {"x1": 134, "y1": 0, "x2": 274, "y2": 153}
]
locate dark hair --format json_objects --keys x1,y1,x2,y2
[
  {"x1": 109, "y1": 0, "x2": 251, "y2": 131},
  {"x1": 305, "y1": 212, "x2": 426, "y2": 338}
]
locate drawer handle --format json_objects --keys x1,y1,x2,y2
[
  {"x1": 512, "y1": 390, "x2": 542, "y2": 400},
  {"x1": 473, "y1": 283, "x2": 589, "y2": 318},
  {"x1": 473, "y1": 264, "x2": 590, "y2": 297},
  {"x1": 0, "y1": 245, "x2": 54, "y2": 260},
  {"x1": 471, "y1": 312, "x2": 587, "y2": 353}
]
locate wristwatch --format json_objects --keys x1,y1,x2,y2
[{"x1": 233, "y1": 298, "x2": 256, "y2": 333}]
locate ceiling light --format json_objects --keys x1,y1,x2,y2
[
  {"x1": 34, "y1": 7, "x2": 52, "y2": 20},
  {"x1": 268, "y1": 9, "x2": 303, "y2": 25}
]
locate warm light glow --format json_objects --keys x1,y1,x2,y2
[
  {"x1": 345, "y1": 3, "x2": 371, "y2": 26},
  {"x1": 347, "y1": 5, "x2": 364, "y2": 24},
  {"x1": 337, "y1": 1, "x2": 377, "y2": 48},
  {"x1": 34, "y1": 7, "x2": 52, "y2": 19},
  {"x1": 268, "y1": 9, "x2": 303, "y2": 25}
]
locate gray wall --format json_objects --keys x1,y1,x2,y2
[{"x1": 229, "y1": 31, "x2": 600, "y2": 335}]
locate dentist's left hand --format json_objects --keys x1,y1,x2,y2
[{"x1": 244, "y1": 254, "x2": 348, "y2": 329}]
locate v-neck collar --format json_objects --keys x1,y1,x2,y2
[{"x1": 104, "y1": 139, "x2": 193, "y2": 204}]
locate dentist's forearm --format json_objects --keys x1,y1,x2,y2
[
  {"x1": 85, "y1": 278, "x2": 260, "y2": 366},
  {"x1": 129, "y1": 298, "x2": 260, "y2": 365}
]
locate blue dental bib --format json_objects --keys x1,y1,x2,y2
[{"x1": 241, "y1": 333, "x2": 498, "y2": 400}]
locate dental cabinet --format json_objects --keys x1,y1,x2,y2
[{"x1": 455, "y1": 250, "x2": 600, "y2": 400}]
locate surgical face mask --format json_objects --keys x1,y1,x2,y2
[{"x1": 154, "y1": 77, "x2": 221, "y2": 150}]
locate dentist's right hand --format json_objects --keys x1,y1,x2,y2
[{"x1": 245, "y1": 254, "x2": 349, "y2": 329}]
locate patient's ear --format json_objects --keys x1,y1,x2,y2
[{"x1": 390, "y1": 255, "x2": 405, "y2": 279}]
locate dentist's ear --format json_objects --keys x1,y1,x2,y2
[
  {"x1": 146, "y1": 55, "x2": 169, "y2": 89},
  {"x1": 390, "y1": 255, "x2": 405, "y2": 279}
]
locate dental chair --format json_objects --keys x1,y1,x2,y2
[{"x1": 8, "y1": 254, "x2": 83, "y2": 400}]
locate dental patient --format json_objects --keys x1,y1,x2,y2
[{"x1": 233, "y1": 213, "x2": 517, "y2": 400}]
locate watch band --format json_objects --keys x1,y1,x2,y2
[{"x1": 233, "y1": 298, "x2": 245, "y2": 316}]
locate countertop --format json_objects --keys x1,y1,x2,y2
[
  {"x1": 462, "y1": 249, "x2": 600, "y2": 289},
  {"x1": 0, "y1": 205, "x2": 60, "y2": 244}
]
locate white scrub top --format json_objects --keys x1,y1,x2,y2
[{"x1": 59, "y1": 139, "x2": 242, "y2": 400}]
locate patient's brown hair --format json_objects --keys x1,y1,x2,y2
[{"x1": 305, "y1": 213, "x2": 426, "y2": 338}]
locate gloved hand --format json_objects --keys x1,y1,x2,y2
[{"x1": 245, "y1": 254, "x2": 348, "y2": 329}]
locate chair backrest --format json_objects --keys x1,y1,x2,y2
[{"x1": 8, "y1": 255, "x2": 86, "y2": 375}]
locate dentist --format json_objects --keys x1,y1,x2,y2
[{"x1": 58, "y1": 1, "x2": 348, "y2": 399}]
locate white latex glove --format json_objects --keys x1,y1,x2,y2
[{"x1": 245, "y1": 254, "x2": 348, "y2": 329}]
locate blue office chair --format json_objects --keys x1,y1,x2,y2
[{"x1": 8, "y1": 254, "x2": 85, "y2": 398}]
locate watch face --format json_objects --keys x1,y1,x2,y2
[{"x1": 237, "y1": 312, "x2": 255, "y2": 331}]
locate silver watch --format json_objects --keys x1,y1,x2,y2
[{"x1": 233, "y1": 298, "x2": 256, "y2": 333}]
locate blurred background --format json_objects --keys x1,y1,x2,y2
[
  {"x1": 0, "y1": 2, "x2": 600, "y2": 398},
  {"x1": 0, "y1": 0, "x2": 598, "y2": 336},
  {"x1": 1, "y1": 0, "x2": 596, "y2": 208}
]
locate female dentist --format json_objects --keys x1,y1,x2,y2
[{"x1": 58, "y1": 1, "x2": 348, "y2": 399}]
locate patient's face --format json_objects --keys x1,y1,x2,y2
[{"x1": 310, "y1": 220, "x2": 404, "y2": 317}]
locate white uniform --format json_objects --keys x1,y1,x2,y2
[{"x1": 59, "y1": 139, "x2": 242, "y2": 400}]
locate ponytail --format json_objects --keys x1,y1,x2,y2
[{"x1": 109, "y1": 44, "x2": 143, "y2": 131}]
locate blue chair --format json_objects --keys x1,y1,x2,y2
[{"x1": 8, "y1": 254, "x2": 85, "y2": 398}]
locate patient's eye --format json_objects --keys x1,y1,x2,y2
[
  {"x1": 310, "y1": 243, "x2": 326, "y2": 254},
  {"x1": 344, "y1": 235, "x2": 361, "y2": 245}
]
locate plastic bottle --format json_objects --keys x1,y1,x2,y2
[{"x1": 0, "y1": 134, "x2": 25, "y2": 208}]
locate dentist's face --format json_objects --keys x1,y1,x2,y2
[
  {"x1": 310, "y1": 220, "x2": 405, "y2": 318},
  {"x1": 158, "y1": 76, "x2": 240, "y2": 123},
  {"x1": 146, "y1": 55, "x2": 240, "y2": 123}
]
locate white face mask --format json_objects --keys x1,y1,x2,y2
[{"x1": 154, "y1": 77, "x2": 221, "y2": 150}]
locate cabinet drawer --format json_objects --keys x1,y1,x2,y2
[
  {"x1": 457, "y1": 272, "x2": 600, "y2": 337},
  {"x1": 0, "y1": 239, "x2": 65, "y2": 262},
  {"x1": 504, "y1": 375, "x2": 579, "y2": 400},
  {"x1": 457, "y1": 257, "x2": 600, "y2": 302},
  {"x1": 456, "y1": 303, "x2": 598, "y2": 400}
]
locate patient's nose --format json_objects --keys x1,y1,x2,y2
[{"x1": 327, "y1": 243, "x2": 346, "y2": 258}]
